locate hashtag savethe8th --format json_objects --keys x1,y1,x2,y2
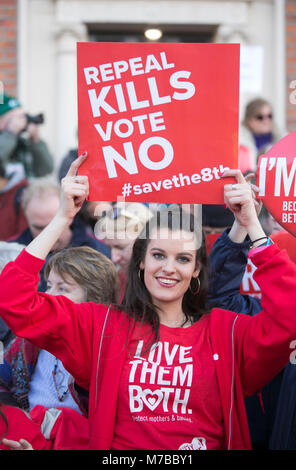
[{"x1": 121, "y1": 165, "x2": 230, "y2": 197}]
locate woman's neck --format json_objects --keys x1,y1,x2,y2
[{"x1": 155, "y1": 300, "x2": 190, "y2": 328}]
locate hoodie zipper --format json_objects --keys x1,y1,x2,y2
[
  {"x1": 95, "y1": 305, "x2": 111, "y2": 407},
  {"x1": 228, "y1": 314, "x2": 239, "y2": 450}
]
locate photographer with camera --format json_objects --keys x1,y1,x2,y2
[{"x1": 0, "y1": 95, "x2": 54, "y2": 179}]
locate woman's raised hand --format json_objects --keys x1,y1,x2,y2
[
  {"x1": 221, "y1": 169, "x2": 261, "y2": 230},
  {"x1": 244, "y1": 172, "x2": 263, "y2": 217},
  {"x1": 59, "y1": 152, "x2": 89, "y2": 222},
  {"x1": 25, "y1": 152, "x2": 89, "y2": 259}
]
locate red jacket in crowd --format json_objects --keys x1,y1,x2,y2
[{"x1": 0, "y1": 404, "x2": 89, "y2": 450}]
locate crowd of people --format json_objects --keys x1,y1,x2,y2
[{"x1": 0, "y1": 92, "x2": 295, "y2": 451}]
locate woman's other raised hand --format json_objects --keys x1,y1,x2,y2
[{"x1": 59, "y1": 152, "x2": 89, "y2": 223}]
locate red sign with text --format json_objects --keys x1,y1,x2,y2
[
  {"x1": 257, "y1": 132, "x2": 296, "y2": 236},
  {"x1": 77, "y1": 42, "x2": 239, "y2": 203}
]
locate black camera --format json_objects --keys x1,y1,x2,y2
[{"x1": 25, "y1": 113, "x2": 44, "y2": 125}]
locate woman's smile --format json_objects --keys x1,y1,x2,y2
[
  {"x1": 155, "y1": 276, "x2": 180, "y2": 288},
  {"x1": 140, "y1": 228, "x2": 200, "y2": 308}
]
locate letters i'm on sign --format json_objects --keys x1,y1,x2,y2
[
  {"x1": 77, "y1": 42, "x2": 239, "y2": 203},
  {"x1": 257, "y1": 132, "x2": 296, "y2": 236}
]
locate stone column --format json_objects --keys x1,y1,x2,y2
[
  {"x1": 215, "y1": 24, "x2": 248, "y2": 45},
  {"x1": 55, "y1": 23, "x2": 87, "y2": 162}
]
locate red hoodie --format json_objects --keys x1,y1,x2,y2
[{"x1": 0, "y1": 245, "x2": 295, "y2": 450}]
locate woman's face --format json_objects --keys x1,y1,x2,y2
[
  {"x1": 46, "y1": 269, "x2": 86, "y2": 303},
  {"x1": 247, "y1": 104, "x2": 273, "y2": 135},
  {"x1": 139, "y1": 228, "x2": 200, "y2": 310}
]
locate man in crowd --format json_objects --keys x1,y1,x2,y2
[
  {"x1": 0, "y1": 95, "x2": 53, "y2": 179},
  {"x1": 0, "y1": 161, "x2": 28, "y2": 240}
]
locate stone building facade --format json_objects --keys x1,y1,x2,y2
[{"x1": 0, "y1": 0, "x2": 294, "y2": 165}]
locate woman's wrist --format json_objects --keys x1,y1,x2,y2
[
  {"x1": 55, "y1": 209, "x2": 73, "y2": 227},
  {"x1": 26, "y1": 213, "x2": 71, "y2": 260},
  {"x1": 228, "y1": 219, "x2": 248, "y2": 243},
  {"x1": 246, "y1": 221, "x2": 267, "y2": 248}
]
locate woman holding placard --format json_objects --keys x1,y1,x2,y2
[{"x1": 0, "y1": 154, "x2": 295, "y2": 450}]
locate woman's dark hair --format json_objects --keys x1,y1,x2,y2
[{"x1": 119, "y1": 207, "x2": 210, "y2": 346}]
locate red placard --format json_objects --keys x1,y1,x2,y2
[
  {"x1": 77, "y1": 42, "x2": 239, "y2": 203},
  {"x1": 257, "y1": 132, "x2": 296, "y2": 236}
]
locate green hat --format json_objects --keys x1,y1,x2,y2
[{"x1": 0, "y1": 94, "x2": 21, "y2": 116}]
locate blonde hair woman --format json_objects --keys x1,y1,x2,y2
[
  {"x1": 44, "y1": 245, "x2": 119, "y2": 305},
  {"x1": 95, "y1": 202, "x2": 153, "y2": 299},
  {"x1": 239, "y1": 97, "x2": 283, "y2": 169}
]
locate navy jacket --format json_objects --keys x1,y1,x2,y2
[
  {"x1": 208, "y1": 230, "x2": 292, "y2": 450},
  {"x1": 207, "y1": 230, "x2": 261, "y2": 315}
]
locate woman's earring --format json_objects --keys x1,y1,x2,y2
[
  {"x1": 138, "y1": 269, "x2": 144, "y2": 282},
  {"x1": 189, "y1": 277, "x2": 200, "y2": 295}
]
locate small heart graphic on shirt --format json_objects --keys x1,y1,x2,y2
[
  {"x1": 147, "y1": 397, "x2": 156, "y2": 406},
  {"x1": 142, "y1": 389, "x2": 163, "y2": 411}
]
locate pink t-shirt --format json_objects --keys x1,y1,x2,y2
[{"x1": 112, "y1": 314, "x2": 224, "y2": 450}]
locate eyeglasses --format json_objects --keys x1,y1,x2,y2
[
  {"x1": 255, "y1": 113, "x2": 273, "y2": 121},
  {"x1": 52, "y1": 358, "x2": 69, "y2": 402}
]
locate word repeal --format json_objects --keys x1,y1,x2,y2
[{"x1": 84, "y1": 51, "x2": 175, "y2": 84}]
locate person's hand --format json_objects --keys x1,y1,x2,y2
[
  {"x1": 244, "y1": 172, "x2": 263, "y2": 217},
  {"x1": 25, "y1": 151, "x2": 89, "y2": 260},
  {"x1": 2, "y1": 438, "x2": 33, "y2": 450},
  {"x1": 4, "y1": 108, "x2": 27, "y2": 135},
  {"x1": 222, "y1": 169, "x2": 259, "y2": 229},
  {"x1": 26, "y1": 122, "x2": 40, "y2": 143},
  {"x1": 58, "y1": 152, "x2": 89, "y2": 223}
]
